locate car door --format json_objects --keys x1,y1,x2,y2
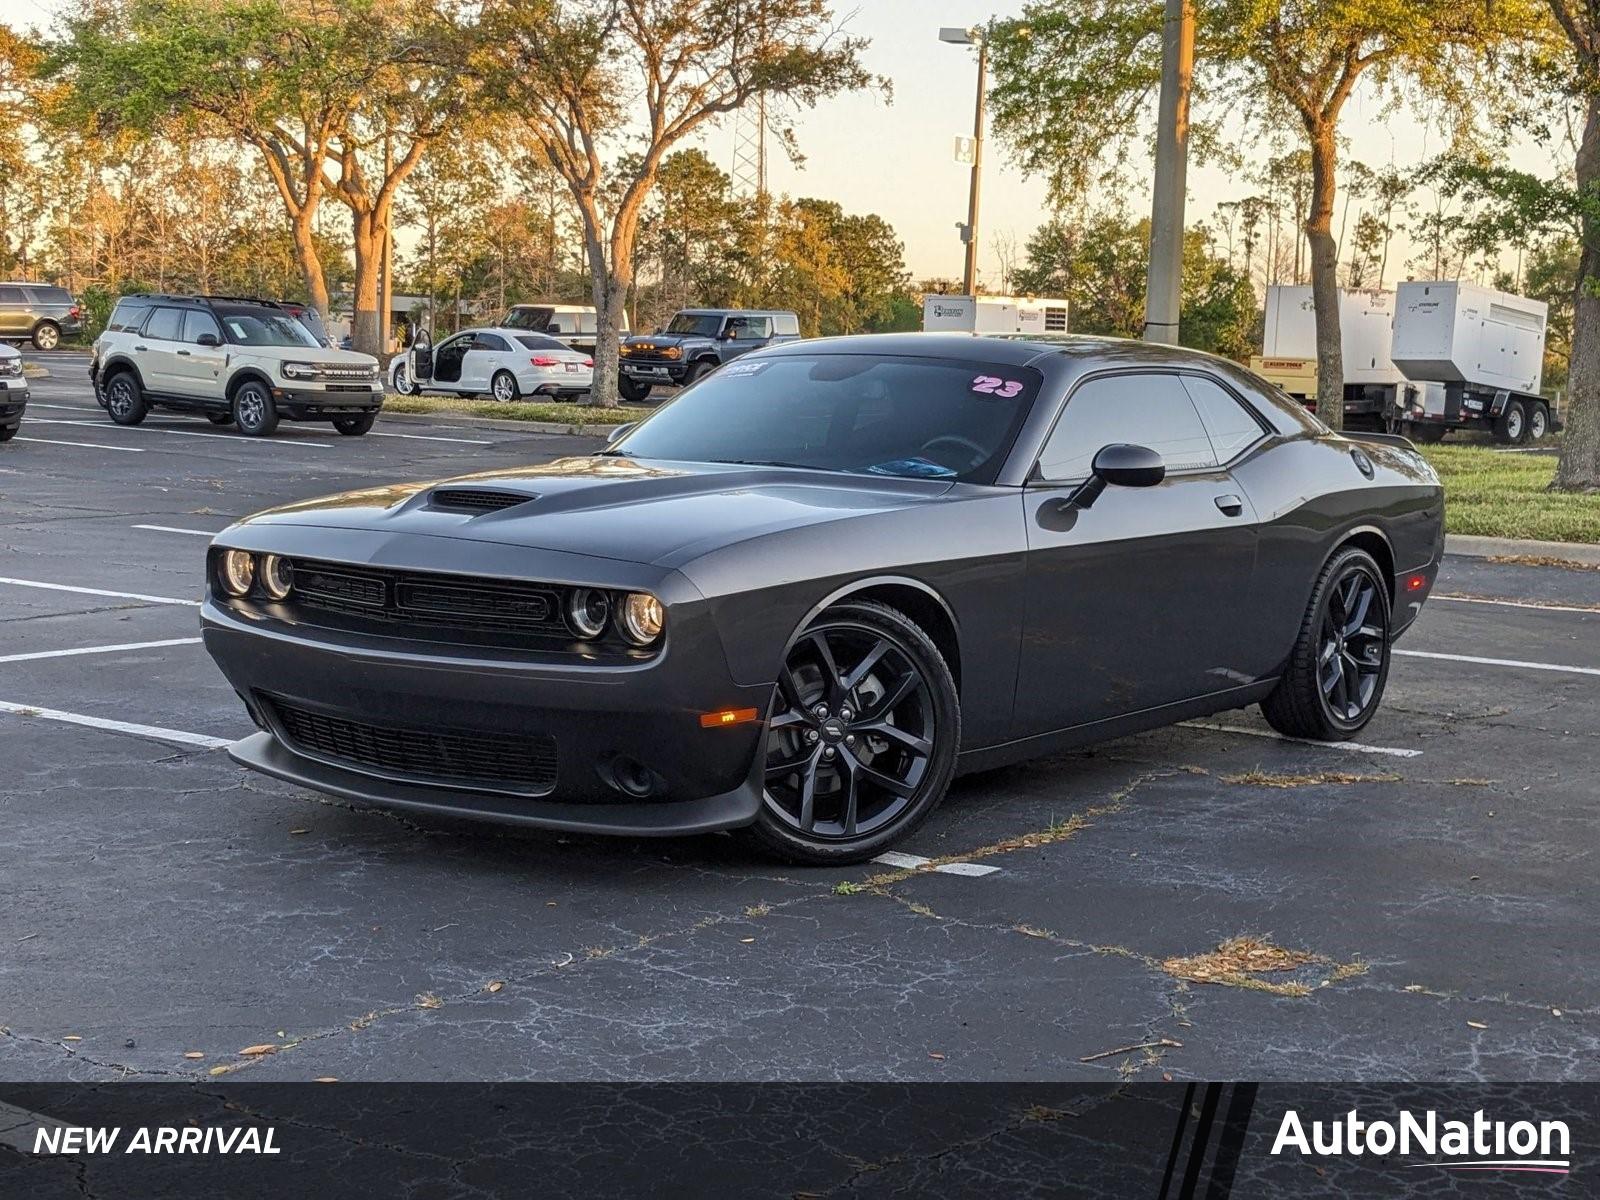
[
  {"x1": 171, "y1": 309, "x2": 229, "y2": 398},
  {"x1": 722, "y1": 315, "x2": 771, "y2": 360},
  {"x1": 431, "y1": 334, "x2": 472, "y2": 387},
  {"x1": 1014, "y1": 370, "x2": 1261, "y2": 738},
  {"x1": 0, "y1": 285, "x2": 29, "y2": 337},
  {"x1": 135, "y1": 306, "x2": 188, "y2": 397},
  {"x1": 459, "y1": 333, "x2": 503, "y2": 391}
]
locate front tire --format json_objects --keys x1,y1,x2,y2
[
  {"x1": 1261, "y1": 547, "x2": 1392, "y2": 741},
  {"x1": 104, "y1": 373, "x2": 148, "y2": 425},
  {"x1": 333, "y1": 413, "x2": 375, "y2": 436},
  {"x1": 0, "y1": 424, "x2": 16, "y2": 442},
  {"x1": 32, "y1": 321, "x2": 60, "y2": 351},
  {"x1": 744, "y1": 600, "x2": 960, "y2": 865},
  {"x1": 232, "y1": 380, "x2": 279, "y2": 437},
  {"x1": 392, "y1": 363, "x2": 417, "y2": 396},
  {"x1": 490, "y1": 370, "x2": 520, "y2": 403},
  {"x1": 617, "y1": 373, "x2": 652, "y2": 402}
]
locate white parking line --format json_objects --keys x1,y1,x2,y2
[
  {"x1": 1396, "y1": 648, "x2": 1600, "y2": 678},
  {"x1": 1180, "y1": 721, "x2": 1423, "y2": 758},
  {"x1": 0, "y1": 637, "x2": 201, "y2": 664},
  {"x1": 132, "y1": 524, "x2": 219, "y2": 537},
  {"x1": 0, "y1": 577, "x2": 199, "y2": 606},
  {"x1": 1436, "y1": 594, "x2": 1600, "y2": 616},
  {"x1": 870, "y1": 850, "x2": 1002, "y2": 876},
  {"x1": 14, "y1": 436, "x2": 144, "y2": 452},
  {"x1": 28, "y1": 418, "x2": 331, "y2": 449},
  {"x1": 370, "y1": 430, "x2": 491, "y2": 445},
  {"x1": 0, "y1": 700, "x2": 232, "y2": 748}
]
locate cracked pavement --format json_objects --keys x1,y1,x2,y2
[{"x1": 2, "y1": 363, "x2": 1597, "y2": 1088}]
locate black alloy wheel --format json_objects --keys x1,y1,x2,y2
[
  {"x1": 1262, "y1": 547, "x2": 1392, "y2": 740},
  {"x1": 748, "y1": 600, "x2": 959, "y2": 864},
  {"x1": 105, "y1": 373, "x2": 147, "y2": 425}
]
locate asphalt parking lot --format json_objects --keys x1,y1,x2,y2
[{"x1": 2, "y1": 351, "x2": 1597, "y2": 1083}]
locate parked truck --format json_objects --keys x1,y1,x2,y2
[
  {"x1": 921, "y1": 294, "x2": 1069, "y2": 336},
  {"x1": 1388, "y1": 280, "x2": 1559, "y2": 444},
  {"x1": 1249, "y1": 286, "x2": 1407, "y2": 426}
]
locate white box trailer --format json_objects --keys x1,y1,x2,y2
[
  {"x1": 1390, "y1": 281, "x2": 1558, "y2": 444},
  {"x1": 921, "y1": 294, "x2": 1069, "y2": 336},
  {"x1": 1250, "y1": 285, "x2": 1406, "y2": 423}
]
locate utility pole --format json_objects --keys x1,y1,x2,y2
[
  {"x1": 1143, "y1": 0, "x2": 1194, "y2": 344},
  {"x1": 941, "y1": 26, "x2": 987, "y2": 295}
]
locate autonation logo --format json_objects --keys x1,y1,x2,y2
[{"x1": 1272, "y1": 1108, "x2": 1571, "y2": 1176}]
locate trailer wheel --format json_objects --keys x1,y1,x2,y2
[
  {"x1": 1493, "y1": 400, "x2": 1527, "y2": 445},
  {"x1": 1527, "y1": 402, "x2": 1549, "y2": 442}
]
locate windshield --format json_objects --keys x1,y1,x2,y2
[
  {"x1": 612, "y1": 354, "x2": 1041, "y2": 483},
  {"x1": 217, "y1": 308, "x2": 321, "y2": 348},
  {"x1": 665, "y1": 312, "x2": 723, "y2": 337},
  {"x1": 503, "y1": 306, "x2": 554, "y2": 331}
]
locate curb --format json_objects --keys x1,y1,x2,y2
[
  {"x1": 378, "y1": 408, "x2": 621, "y2": 438},
  {"x1": 1446, "y1": 534, "x2": 1600, "y2": 567}
]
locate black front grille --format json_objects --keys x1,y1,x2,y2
[
  {"x1": 430, "y1": 488, "x2": 536, "y2": 512},
  {"x1": 287, "y1": 558, "x2": 568, "y2": 636},
  {"x1": 267, "y1": 697, "x2": 558, "y2": 795}
]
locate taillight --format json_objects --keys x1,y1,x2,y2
[
  {"x1": 530, "y1": 356, "x2": 560, "y2": 367},
  {"x1": 583, "y1": 359, "x2": 594, "y2": 368},
  {"x1": 70, "y1": 305, "x2": 82, "y2": 318}
]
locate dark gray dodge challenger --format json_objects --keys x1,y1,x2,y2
[{"x1": 202, "y1": 334, "x2": 1444, "y2": 863}]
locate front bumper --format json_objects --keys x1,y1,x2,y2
[
  {"x1": 273, "y1": 384, "x2": 384, "y2": 418},
  {"x1": 621, "y1": 360, "x2": 688, "y2": 384},
  {"x1": 0, "y1": 383, "x2": 27, "y2": 425},
  {"x1": 201, "y1": 587, "x2": 771, "y2": 836}
]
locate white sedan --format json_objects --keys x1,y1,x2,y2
[{"x1": 389, "y1": 327, "x2": 594, "y2": 402}]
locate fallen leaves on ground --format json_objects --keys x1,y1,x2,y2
[
  {"x1": 239, "y1": 1044, "x2": 277, "y2": 1057},
  {"x1": 1161, "y1": 935, "x2": 1363, "y2": 998},
  {"x1": 416, "y1": 993, "x2": 444, "y2": 1010},
  {"x1": 1221, "y1": 770, "x2": 1400, "y2": 788}
]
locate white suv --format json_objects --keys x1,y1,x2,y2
[{"x1": 91, "y1": 295, "x2": 384, "y2": 436}]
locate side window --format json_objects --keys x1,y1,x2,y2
[
  {"x1": 727, "y1": 316, "x2": 771, "y2": 340},
  {"x1": 108, "y1": 301, "x2": 149, "y2": 333},
  {"x1": 1037, "y1": 373, "x2": 1218, "y2": 482},
  {"x1": 773, "y1": 313, "x2": 800, "y2": 336},
  {"x1": 0, "y1": 286, "x2": 24, "y2": 304},
  {"x1": 182, "y1": 310, "x2": 223, "y2": 344},
  {"x1": 143, "y1": 307, "x2": 185, "y2": 341},
  {"x1": 475, "y1": 333, "x2": 509, "y2": 352},
  {"x1": 1180, "y1": 375, "x2": 1267, "y2": 463}
]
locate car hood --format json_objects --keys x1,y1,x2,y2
[
  {"x1": 234, "y1": 456, "x2": 955, "y2": 567},
  {"x1": 623, "y1": 333, "x2": 707, "y2": 352},
  {"x1": 297, "y1": 347, "x2": 380, "y2": 368}
]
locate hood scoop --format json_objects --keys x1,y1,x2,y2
[{"x1": 428, "y1": 487, "x2": 540, "y2": 513}]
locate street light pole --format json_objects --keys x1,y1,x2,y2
[
  {"x1": 941, "y1": 26, "x2": 987, "y2": 295},
  {"x1": 964, "y1": 39, "x2": 987, "y2": 296},
  {"x1": 1144, "y1": 0, "x2": 1194, "y2": 344}
]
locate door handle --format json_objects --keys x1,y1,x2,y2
[
  {"x1": 1214, "y1": 494, "x2": 1244, "y2": 516},
  {"x1": 176, "y1": 349, "x2": 191, "y2": 356},
  {"x1": 134, "y1": 345, "x2": 148, "y2": 352}
]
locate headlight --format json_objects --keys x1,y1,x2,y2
[
  {"x1": 566, "y1": 588, "x2": 610, "y2": 639},
  {"x1": 280, "y1": 362, "x2": 315, "y2": 380},
  {"x1": 618, "y1": 592, "x2": 665, "y2": 646},
  {"x1": 660, "y1": 346, "x2": 682, "y2": 360},
  {"x1": 260, "y1": 554, "x2": 294, "y2": 600},
  {"x1": 218, "y1": 550, "x2": 255, "y2": 597},
  {"x1": 0, "y1": 358, "x2": 21, "y2": 378}
]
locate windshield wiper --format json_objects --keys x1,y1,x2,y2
[{"x1": 709, "y1": 459, "x2": 819, "y2": 470}]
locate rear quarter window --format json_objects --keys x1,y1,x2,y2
[
  {"x1": 107, "y1": 300, "x2": 152, "y2": 333},
  {"x1": 26, "y1": 287, "x2": 72, "y2": 304},
  {"x1": 773, "y1": 313, "x2": 800, "y2": 336}
]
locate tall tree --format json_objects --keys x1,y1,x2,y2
[
  {"x1": 989, "y1": 1, "x2": 1525, "y2": 430},
  {"x1": 49, "y1": 0, "x2": 478, "y2": 352},
  {"x1": 485, "y1": 0, "x2": 877, "y2": 406}
]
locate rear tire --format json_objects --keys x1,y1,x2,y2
[
  {"x1": 0, "y1": 424, "x2": 17, "y2": 442},
  {"x1": 743, "y1": 600, "x2": 960, "y2": 865},
  {"x1": 231, "y1": 380, "x2": 279, "y2": 436},
  {"x1": 333, "y1": 413, "x2": 375, "y2": 436},
  {"x1": 1261, "y1": 547, "x2": 1392, "y2": 741},
  {"x1": 617, "y1": 374, "x2": 652, "y2": 402},
  {"x1": 490, "y1": 370, "x2": 520, "y2": 403},
  {"x1": 31, "y1": 321, "x2": 60, "y2": 351},
  {"x1": 104, "y1": 372, "x2": 148, "y2": 425},
  {"x1": 1527, "y1": 402, "x2": 1549, "y2": 442},
  {"x1": 1493, "y1": 400, "x2": 1527, "y2": 445}
]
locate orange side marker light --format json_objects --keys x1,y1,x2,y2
[{"x1": 700, "y1": 708, "x2": 760, "y2": 729}]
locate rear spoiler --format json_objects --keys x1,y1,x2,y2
[{"x1": 1341, "y1": 430, "x2": 1416, "y2": 451}]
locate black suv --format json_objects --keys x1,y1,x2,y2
[
  {"x1": 0, "y1": 282, "x2": 84, "y2": 350},
  {"x1": 617, "y1": 308, "x2": 800, "y2": 400}
]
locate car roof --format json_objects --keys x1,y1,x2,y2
[
  {"x1": 674, "y1": 308, "x2": 797, "y2": 317},
  {"x1": 756, "y1": 331, "x2": 1245, "y2": 373},
  {"x1": 508, "y1": 303, "x2": 594, "y2": 312},
  {"x1": 456, "y1": 326, "x2": 578, "y2": 342}
]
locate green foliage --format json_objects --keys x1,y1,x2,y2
[
  {"x1": 75, "y1": 283, "x2": 115, "y2": 340},
  {"x1": 1421, "y1": 443, "x2": 1600, "y2": 543},
  {"x1": 1012, "y1": 210, "x2": 1255, "y2": 358}
]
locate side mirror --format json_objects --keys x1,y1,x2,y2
[
  {"x1": 608, "y1": 422, "x2": 636, "y2": 442},
  {"x1": 1068, "y1": 443, "x2": 1166, "y2": 509},
  {"x1": 196, "y1": 332, "x2": 221, "y2": 348}
]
